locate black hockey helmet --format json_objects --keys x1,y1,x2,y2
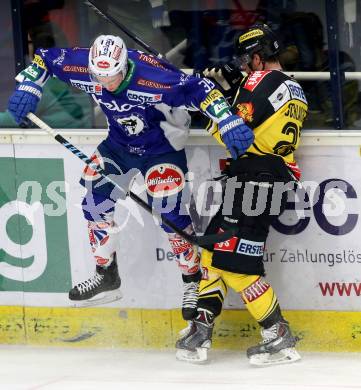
[{"x1": 234, "y1": 24, "x2": 280, "y2": 66}]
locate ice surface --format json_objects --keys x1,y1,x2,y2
[{"x1": 1, "y1": 346, "x2": 361, "y2": 390}]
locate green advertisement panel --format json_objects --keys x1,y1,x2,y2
[{"x1": 0, "y1": 158, "x2": 71, "y2": 292}]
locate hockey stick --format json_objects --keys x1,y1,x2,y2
[
  {"x1": 84, "y1": 0, "x2": 163, "y2": 58},
  {"x1": 26, "y1": 113, "x2": 237, "y2": 247}
]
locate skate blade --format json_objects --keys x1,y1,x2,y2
[
  {"x1": 249, "y1": 348, "x2": 301, "y2": 367},
  {"x1": 70, "y1": 289, "x2": 122, "y2": 308},
  {"x1": 176, "y1": 347, "x2": 209, "y2": 364}
]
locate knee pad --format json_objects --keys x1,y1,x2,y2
[
  {"x1": 167, "y1": 224, "x2": 200, "y2": 275},
  {"x1": 88, "y1": 219, "x2": 120, "y2": 267}
]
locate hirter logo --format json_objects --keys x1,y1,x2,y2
[
  {"x1": 244, "y1": 71, "x2": 271, "y2": 92},
  {"x1": 145, "y1": 164, "x2": 185, "y2": 198},
  {"x1": 97, "y1": 61, "x2": 110, "y2": 69}
]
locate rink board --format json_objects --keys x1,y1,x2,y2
[
  {"x1": 1, "y1": 306, "x2": 361, "y2": 352},
  {"x1": 1, "y1": 130, "x2": 361, "y2": 351}
]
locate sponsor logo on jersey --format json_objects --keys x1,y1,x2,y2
[
  {"x1": 145, "y1": 164, "x2": 185, "y2": 198},
  {"x1": 236, "y1": 102, "x2": 254, "y2": 122},
  {"x1": 200, "y1": 89, "x2": 224, "y2": 111},
  {"x1": 115, "y1": 113, "x2": 148, "y2": 136},
  {"x1": 139, "y1": 53, "x2": 167, "y2": 70},
  {"x1": 137, "y1": 78, "x2": 172, "y2": 89},
  {"x1": 52, "y1": 49, "x2": 67, "y2": 65},
  {"x1": 126, "y1": 89, "x2": 162, "y2": 104},
  {"x1": 33, "y1": 54, "x2": 46, "y2": 70},
  {"x1": 63, "y1": 65, "x2": 88, "y2": 73},
  {"x1": 244, "y1": 71, "x2": 271, "y2": 92},
  {"x1": 70, "y1": 79, "x2": 102, "y2": 95},
  {"x1": 242, "y1": 277, "x2": 270, "y2": 303},
  {"x1": 92, "y1": 96, "x2": 141, "y2": 112},
  {"x1": 268, "y1": 83, "x2": 289, "y2": 111},
  {"x1": 236, "y1": 239, "x2": 264, "y2": 256},
  {"x1": 204, "y1": 100, "x2": 229, "y2": 119},
  {"x1": 285, "y1": 80, "x2": 307, "y2": 104},
  {"x1": 211, "y1": 101, "x2": 229, "y2": 117},
  {"x1": 214, "y1": 228, "x2": 238, "y2": 252},
  {"x1": 21, "y1": 65, "x2": 41, "y2": 81},
  {"x1": 128, "y1": 145, "x2": 146, "y2": 155},
  {"x1": 97, "y1": 60, "x2": 110, "y2": 69}
]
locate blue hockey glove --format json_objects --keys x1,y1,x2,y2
[
  {"x1": 8, "y1": 81, "x2": 42, "y2": 124},
  {"x1": 219, "y1": 115, "x2": 254, "y2": 159}
]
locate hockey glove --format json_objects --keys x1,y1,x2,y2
[
  {"x1": 8, "y1": 81, "x2": 42, "y2": 125},
  {"x1": 202, "y1": 63, "x2": 242, "y2": 92},
  {"x1": 219, "y1": 115, "x2": 254, "y2": 160}
]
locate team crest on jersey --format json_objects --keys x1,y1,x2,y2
[
  {"x1": 244, "y1": 71, "x2": 271, "y2": 92},
  {"x1": 145, "y1": 164, "x2": 185, "y2": 198},
  {"x1": 236, "y1": 102, "x2": 254, "y2": 122},
  {"x1": 115, "y1": 113, "x2": 148, "y2": 136}
]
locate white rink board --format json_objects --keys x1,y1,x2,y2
[{"x1": 1, "y1": 137, "x2": 361, "y2": 311}]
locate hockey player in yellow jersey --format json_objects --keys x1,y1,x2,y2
[{"x1": 176, "y1": 24, "x2": 308, "y2": 366}]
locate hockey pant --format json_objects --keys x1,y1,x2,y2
[{"x1": 198, "y1": 249, "x2": 283, "y2": 328}]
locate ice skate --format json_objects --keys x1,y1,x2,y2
[
  {"x1": 176, "y1": 308, "x2": 214, "y2": 363},
  {"x1": 181, "y1": 270, "x2": 202, "y2": 320},
  {"x1": 69, "y1": 260, "x2": 122, "y2": 307},
  {"x1": 247, "y1": 321, "x2": 301, "y2": 366}
]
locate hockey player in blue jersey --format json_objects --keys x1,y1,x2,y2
[{"x1": 8, "y1": 35, "x2": 254, "y2": 320}]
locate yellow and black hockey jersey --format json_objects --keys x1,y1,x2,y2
[{"x1": 207, "y1": 70, "x2": 308, "y2": 179}]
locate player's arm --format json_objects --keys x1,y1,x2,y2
[
  {"x1": 182, "y1": 76, "x2": 254, "y2": 160},
  {"x1": 7, "y1": 48, "x2": 68, "y2": 125}
]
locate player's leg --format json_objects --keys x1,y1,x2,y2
[
  {"x1": 175, "y1": 248, "x2": 227, "y2": 363},
  {"x1": 226, "y1": 273, "x2": 300, "y2": 366},
  {"x1": 69, "y1": 143, "x2": 136, "y2": 306},
  {"x1": 68, "y1": 193, "x2": 122, "y2": 307},
  {"x1": 206, "y1": 156, "x2": 300, "y2": 365},
  {"x1": 143, "y1": 150, "x2": 201, "y2": 320}
]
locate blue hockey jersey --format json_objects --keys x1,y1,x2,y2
[{"x1": 18, "y1": 47, "x2": 231, "y2": 156}]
